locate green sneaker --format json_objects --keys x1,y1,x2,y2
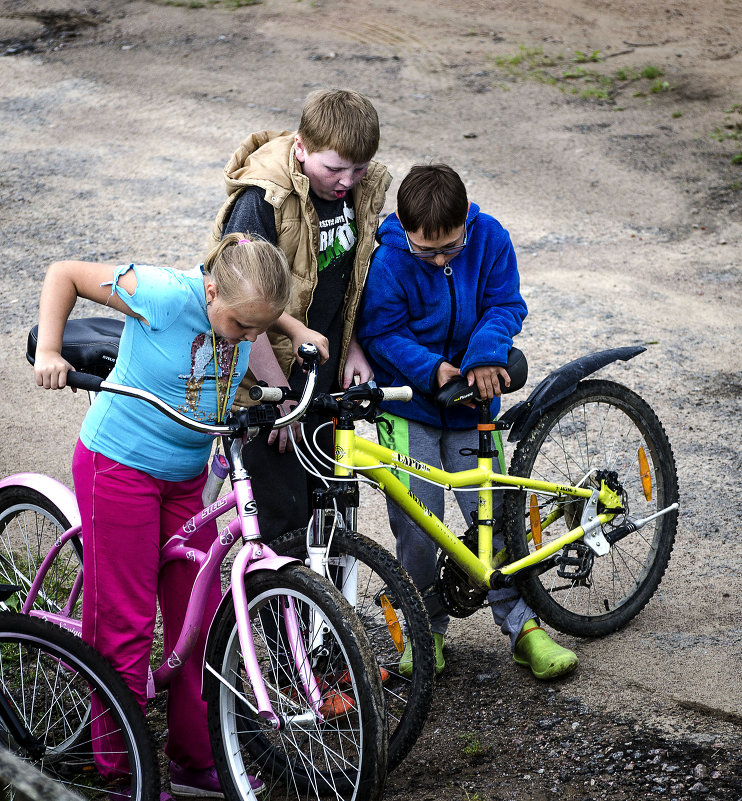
[
  {"x1": 398, "y1": 632, "x2": 446, "y2": 678},
  {"x1": 433, "y1": 632, "x2": 445, "y2": 676},
  {"x1": 512, "y1": 622, "x2": 578, "y2": 680},
  {"x1": 398, "y1": 639, "x2": 413, "y2": 679}
]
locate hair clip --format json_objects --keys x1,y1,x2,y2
[{"x1": 238, "y1": 238, "x2": 251, "y2": 245}]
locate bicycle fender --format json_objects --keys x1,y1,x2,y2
[
  {"x1": 0, "y1": 472, "x2": 81, "y2": 528},
  {"x1": 499, "y1": 346, "x2": 646, "y2": 442},
  {"x1": 244, "y1": 555, "x2": 302, "y2": 575}
]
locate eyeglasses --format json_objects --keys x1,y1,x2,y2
[{"x1": 404, "y1": 226, "x2": 468, "y2": 260}]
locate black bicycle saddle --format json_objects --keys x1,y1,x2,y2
[
  {"x1": 27, "y1": 317, "x2": 124, "y2": 378},
  {"x1": 435, "y1": 347, "x2": 528, "y2": 408}
]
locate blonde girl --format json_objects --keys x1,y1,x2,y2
[{"x1": 34, "y1": 233, "x2": 291, "y2": 798}]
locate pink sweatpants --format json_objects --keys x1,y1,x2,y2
[{"x1": 72, "y1": 439, "x2": 222, "y2": 775}]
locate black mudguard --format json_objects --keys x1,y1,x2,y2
[{"x1": 499, "y1": 346, "x2": 646, "y2": 442}]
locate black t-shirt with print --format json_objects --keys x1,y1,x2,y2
[{"x1": 224, "y1": 185, "x2": 358, "y2": 393}]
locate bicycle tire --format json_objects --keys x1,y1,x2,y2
[
  {"x1": 272, "y1": 529, "x2": 434, "y2": 772},
  {"x1": 204, "y1": 565, "x2": 387, "y2": 801},
  {"x1": 0, "y1": 487, "x2": 83, "y2": 617},
  {"x1": 503, "y1": 379, "x2": 678, "y2": 637},
  {"x1": 0, "y1": 612, "x2": 159, "y2": 800}
]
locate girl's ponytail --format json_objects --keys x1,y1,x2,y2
[{"x1": 203, "y1": 233, "x2": 291, "y2": 311}]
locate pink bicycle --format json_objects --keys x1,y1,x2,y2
[{"x1": 0, "y1": 321, "x2": 387, "y2": 801}]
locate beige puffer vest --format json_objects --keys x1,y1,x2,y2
[{"x1": 211, "y1": 131, "x2": 391, "y2": 408}]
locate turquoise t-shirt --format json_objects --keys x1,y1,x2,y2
[{"x1": 80, "y1": 264, "x2": 251, "y2": 481}]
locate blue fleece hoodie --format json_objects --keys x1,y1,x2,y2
[{"x1": 357, "y1": 203, "x2": 527, "y2": 429}]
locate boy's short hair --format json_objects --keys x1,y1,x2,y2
[
  {"x1": 298, "y1": 89, "x2": 380, "y2": 163},
  {"x1": 397, "y1": 164, "x2": 468, "y2": 239}
]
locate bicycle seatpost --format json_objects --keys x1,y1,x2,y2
[{"x1": 477, "y1": 399, "x2": 497, "y2": 458}]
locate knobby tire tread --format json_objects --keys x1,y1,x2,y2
[
  {"x1": 273, "y1": 529, "x2": 435, "y2": 771},
  {"x1": 503, "y1": 379, "x2": 678, "y2": 637}
]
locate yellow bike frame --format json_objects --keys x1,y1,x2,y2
[{"x1": 333, "y1": 426, "x2": 622, "y2": 592}]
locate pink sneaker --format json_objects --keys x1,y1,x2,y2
[{"x1": 169, "y1": 762, "x2": 264, "y2": 798}]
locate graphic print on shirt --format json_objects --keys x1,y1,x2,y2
[
  {"x1": 317, "y1": 201, "x2": 357, "y2": 274},
  {"x1": 181, "y1": 333, "x2": 237, "y2": 419}
]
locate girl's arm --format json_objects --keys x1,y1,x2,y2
[
  {"x1": 35, "y1": 260, "x2": 143, "y2": 390},
  {"x1": 270, "y1": 312, "x2": 330, "y2": 366},
  {"x1": 247, "y1": 315, "x2": 330, "y2": 453}
]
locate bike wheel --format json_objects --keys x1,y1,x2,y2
[
  {"x1": 504, "y1": 379, "x2": 679, "y2": 637},
  {"x1": 272, "y1": 529, "x2": 434, "y2": 772},
  {"x1": 205, "y1": 565, "x2": 387, "y2": 801},
  {"x1": 0, "y1": 487, "x2": 83, "y2": 617},
  {"x1": 0, "y1": 612, "x2": 159, "y2": 800}
]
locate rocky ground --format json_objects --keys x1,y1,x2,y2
[{"x1": 1, "y1": 1, "x2": 741, "y2": 799}]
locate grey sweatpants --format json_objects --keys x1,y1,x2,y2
[{"x1": 378, "y1": 413, "x2": 535, "y2": 651}]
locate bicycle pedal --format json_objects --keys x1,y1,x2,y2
[{"x1": 556, "y1": 544, "x2": 593, "y2": 580}]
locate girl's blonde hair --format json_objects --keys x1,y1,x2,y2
[{"x1": 203, "y1": 232, "x2": 291, "y2": 311}]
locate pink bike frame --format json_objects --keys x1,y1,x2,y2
[{"x1": 21, "y1": 475, "x2": 324, "y2": 727}]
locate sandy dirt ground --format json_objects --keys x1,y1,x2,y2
[{"x1": 1, "y1": 0, "x2": 741, "y2": 798}]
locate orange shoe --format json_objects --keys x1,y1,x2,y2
[
  {"x1": 283, "y1": 680, "x2": 356, "y2": 719},
  {"x1": 318, "y1": 686, "x2": 356, "y2": 719},
  {"x1": 333, "y1": 665, "x2": 390, "y2": 686}
]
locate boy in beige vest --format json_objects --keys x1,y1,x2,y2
[{"x1": 211, "y1": 89, "x2": 391, "y2": 543}]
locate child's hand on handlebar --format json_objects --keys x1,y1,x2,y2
[
  {"x1": 286, "y1": 325, "x2": 329, "y2": 367},
  {"x1": 342, "y1": 337, "x2": 374, "y2": 388},
  {"x1": 34, "y1": 350, "x2": 77, "y2": 392},
  {"x1": 267, "y1": 402, "x2": 304, "y2": 452}
]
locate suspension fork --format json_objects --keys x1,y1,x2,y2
[{"x1": 307, "y1": 423, "x2": 360, "y2": 604}]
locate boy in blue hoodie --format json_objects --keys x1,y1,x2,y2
[{"x1": 358, "y1": 164, "x2": 577, "y2": 680}]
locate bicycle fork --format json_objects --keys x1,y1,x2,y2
[
  {"x1": 308, "y1": 483, "x2": 359, "y2": 604},
  {"x1": 229, "y1": 543, "x2": 324, "y2": 728}
]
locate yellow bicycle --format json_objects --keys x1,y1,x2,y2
[{"x1": 258, "y1": 344, "x2": 679, "y2": 768}]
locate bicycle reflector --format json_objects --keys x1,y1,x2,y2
[
  {"x1": 379, "y1": 593, "x2": 405, "y2": 653},
  {"x1": 638, "y1": 447, "x2": 652, "y2": 501},
  {"x1": 529, "y1": 495, "x2": 543, "y2": 549}
]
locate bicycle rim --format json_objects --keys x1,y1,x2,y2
[
  {"x1": 205, "y1": 566, "x2": 386, "y2": 801},
  {"x1": 504, "y1": 379, "x2": 678, "y2": 637},
  {"x1": 0, "y1": 613, "x2": 159, "y2": 800},
  {"x1": 272, "y1": 529, "x2": 434, "y2": 771}
]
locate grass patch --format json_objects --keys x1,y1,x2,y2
[
  {"x1": 710, "y1": 104, "x2": 742, "y2": 164},
  {"x1": 573, "y1": 49, "x2": 603, "y2": 63},
  {"x1": 494, "y1": 46, "x2": 560, "y2": 75},
  {"x1": 615, "y1": 66, "x2": 641, "y2": 81},
  {"x1": 651, "y1": 79, "x2": 672, "y2": 94},
  {"x1": 491, "y1": 48, "x2": 673, "y2": 105},
  {"x1": 460, "y1": 733, "x2": 489, "y2": 759}
]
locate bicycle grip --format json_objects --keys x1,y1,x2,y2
[
  {"x1": 381, "y1": 386, "x2": 413, "y2": 403},
  {"x1": 248, "y1": 385, "x2": 285, "y2": 403},
  {"x1": 66, "y1": 371, "x2": 104, "y2": 392}
]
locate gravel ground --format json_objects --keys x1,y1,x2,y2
[{"x1": 1, "y1": 1, "x2": 741, "y2": 800}]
